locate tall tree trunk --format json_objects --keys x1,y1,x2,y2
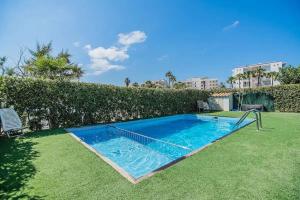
[
  {"x1": 271, "y1": 77, "x2": 273, "y2": 86},
  {"x1": 248, "y1": 77, "x2": 251, "y2": 88}
]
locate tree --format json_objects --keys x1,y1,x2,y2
[
  {"x1": 14, "y1": 48, "x2": 27, "y2": 77},
  {"x1": 253, "y1": 66, "x2": 266, "y2": 87},
  {"x1": 226, "y1": 76, "x2": 236, "y2": 88},
  {"x1": 142, "y1": 80, "x2": 155, "y2": 88},
  {"x1": 170, "y1": 74, "x2": 176, "y2": 87},
  {"x1": 173, "y1": 82, "x2": 187, "y2": 89},
  {"x1": 243, "y1": 71, "x2": 252, "y2": 88},
  {"x1": 265, "y1": 71, "x2": 279, "y2": 86},
  {"x1": 145, "y1": 80, "x2": 153, "y2": 88},
  {"x1": 278, "y1": 65, "x2": 300, "y2": 84},
  {"x1": 124, "y1": 77, "x2": 130, "y2": 87},
  {"x1": 132, "y1": 82, "x2": 139, "y2": 87},
  {"x1": 165, "y1": 71, "x2": 176, "y2": 88},
  {"x1": 24, "y1": 42, "x2": 84, "y2": 80},
  {"x1": 57, "y1": 50, "x2": 71, "y2": 63},
  {"x1": 0, "y1": 56, "x2": 7, "y2": 76},
  {"x1": 235, "y1": 73, "x2": 244, "y2": 89},
  {"x1": 28, "y1": 42, "x2": 52, "y2": 58},
  {"x1": 219, "y1": 82, "x2": 226, "y2": 88},
  {"x1": 0, "y1": 56, "x2": 16, "y2": 76},
  {"x1": 72, "y1": 67, "x2": 84, "y2": 81},
  {"x1": 5, "y1": 68, "x2": 15, "y2": 76}
]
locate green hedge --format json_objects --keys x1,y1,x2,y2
[
  {"x1": 232, "y1": 92, "x2": 275, "y2": 111},
  {"x1": 212, "y1": 84, "x2": 300, "y2": 112},
  {"x1": 0, "y1": 77, "x2": 210, "y2": 130}
]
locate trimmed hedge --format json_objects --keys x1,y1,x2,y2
[
  {"x1": 212, "y1": 84, "x2": 300, "y2": 112},
  {"x1": 0, "y1": 77, "x2": 210, "y2": 129}
]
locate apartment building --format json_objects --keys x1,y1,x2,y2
[
  {"x1": 232, "y1": 61, "x2": 285, "y2": 88},
  {"x1": 184, "y1": 77, "x2": 219, "y2": 90}
]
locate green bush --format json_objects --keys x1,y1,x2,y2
[
  {"x1": 0, "y1": 77, "x2": 210, "y2": 129},
  {"x1": 212, "y1": 84, "x2": 300, "y2": 112}
]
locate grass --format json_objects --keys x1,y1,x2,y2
[{"x1": 0, "y1": 112, "x2": 299, "y2": 199}]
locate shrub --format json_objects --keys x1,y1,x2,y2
[{"x1": 0, "y1": 77, "x2": 210, "y2": 129}]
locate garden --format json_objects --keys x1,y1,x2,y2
[
  {"x1": 0, "y1": 43, "x2": 299, "y2": 199},
  {"x1": 0, "y1": 111, "x2": 299, "y2": 199}
]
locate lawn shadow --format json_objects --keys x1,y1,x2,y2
[
  {"x1": 0, "y1": 137, "x2": 43, "y2": 199},
  {"x1": 258, "y1": 127, "x2": 275, "y2": 133},
  {"x1": 26, "y1": 128, "x2": 67, "y2": 139}
]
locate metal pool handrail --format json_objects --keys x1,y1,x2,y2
[
  {"x1": 234, "y1": 109, "x2": 262, "y2": 130},
  {"x1": 106, "y1": 124, "x2": 192, "y2": 151}
]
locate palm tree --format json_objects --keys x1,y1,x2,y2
[
  {"x1": 170, "y1": 74, "x2": 176, "y2": 87},
  {"x1": 0, "y1": 56, "x2": 7, "y2": 76},
  {"x1": 235, "y1": 73, "x2": 244, "y2": 89},
  {"x1": 243, "y1": 71, "x2": 252, "y2": 88},
  {"x1": 28, "y1": 42, "x2": 52, "y2": 60},
  {"x1": 253, "y1": 66, "x2": 266, "y2": 87},
  {"x1": 165, "y1": 71, "x2": 175, "y2": 88},
  {"x1": 0, "y1": 57, "x2": 15, "y2": 76},
  {"x1": 124, "y1": 77, "x2": 130, "y2": 87},
  {"x1": 73, "y1": 67, "x2": 84, "y2": 81},
  {"x1": 25, "y1": 42, "x2": 84, "y2": 80},
  {"x1": 226, "y1": 76, "x2": 236, "y2": 88},
  {"x1": 265, "y1": 71, "x2": 279, "y2": 86},
  {"x1": 58, "y1": 50, "x2": 72, "y2": 63},
  {"x1": 5, "y1": 68, "x2": 15, "y2": 76}
]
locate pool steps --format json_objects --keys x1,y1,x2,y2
[{"x1": 234, "y1": 109, "x2": 262, "y2": 130}]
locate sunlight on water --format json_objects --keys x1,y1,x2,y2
[{"x1": 68, "y1": 115, "x2": 253, "y2": 179}]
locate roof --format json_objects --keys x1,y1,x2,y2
[
  {"x1": 211, "y1": 92, "x2": 232, "y2": 97},
  {"x1": 234, "y1": 61, "x2": 286, "y2": 69}
]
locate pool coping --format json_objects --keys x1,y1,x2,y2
[{"x1": 66, "y1": 114, "x2": 255, "y2": 184}]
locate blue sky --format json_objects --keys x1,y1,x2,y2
[{"x1": 1, "y1": 0, "x2": 300, "y2": 85}]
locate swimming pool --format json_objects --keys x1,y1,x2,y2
[{"x1": 67, "y1": 114, "x2": 254, "y2": 183}]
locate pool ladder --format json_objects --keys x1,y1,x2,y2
[{"x1": 234, "y1": 109, "x2": 262, "y2": 131}]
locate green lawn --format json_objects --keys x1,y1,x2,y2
[{"x1": 1, "y1": 112, "x2": 299, "y2": 200}]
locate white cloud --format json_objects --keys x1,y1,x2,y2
[
  {"x1": 84, "y1": 44, "x2": 92, "y2": 50},
  {"x1": 86, "y1": 46, "x2": 128, "y2": 74},
  {"x1": 223, "y1": 20, "x2": 240, "y2": 31},
  {"x1": 88, "y1": 46, "x2": 128, "y2": 61},
  {"x1": 118, "y1": 31, "x2": 147, "y2": 47},
  {"x1": 73, "y1": 41, "x2": 81, "y2": 47},
  {"x1": 90, "y1": 58, "x2": 125, "y2": 75},
  {"x1": 85, "y1": 30, "x2": 147, "y2": 75}
]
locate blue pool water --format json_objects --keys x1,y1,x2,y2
[{"x1": 67, "y1": 114, "x2": 253, "y2": 180}]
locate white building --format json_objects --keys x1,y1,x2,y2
[
  {"x1": 232, "y1": 61, "x2": 285, "y2": 88},
  {"x1": 184, "y1": 77, "x2": 219, "y2": 90}
]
